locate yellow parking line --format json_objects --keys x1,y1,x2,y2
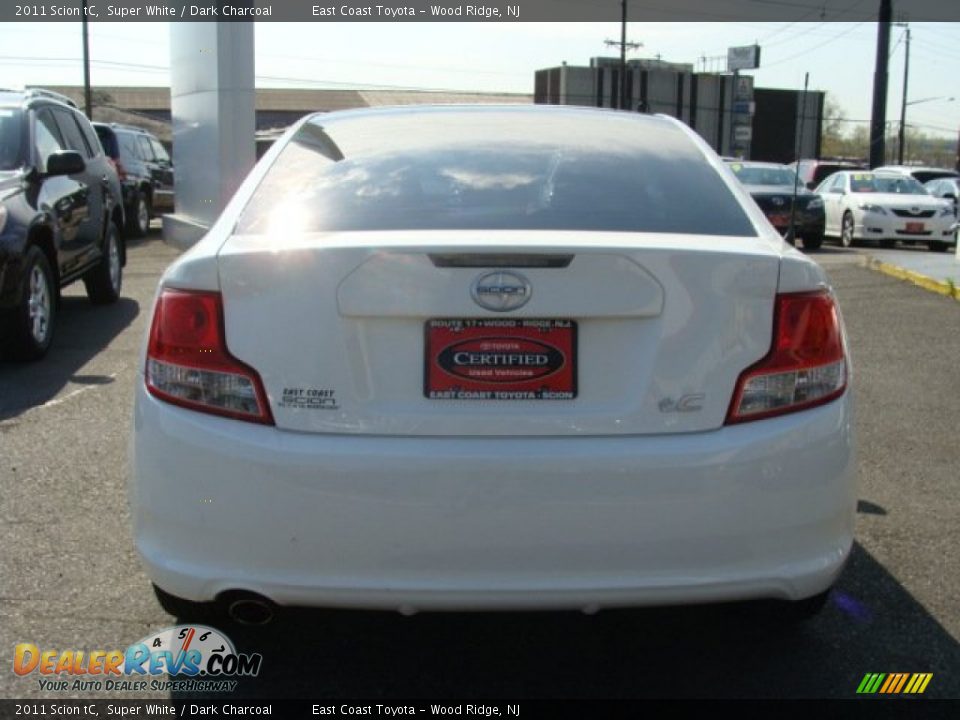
[{"x1": 865, "y1": 257, "x2": 960, "y2": 302}]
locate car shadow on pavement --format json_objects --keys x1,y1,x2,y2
[
  {"x1": 0, "y1": 295, "x2": 139, "y2": 420},
  {"x1": 169, "y1": 542, "x2": 959, "y2": 700}
]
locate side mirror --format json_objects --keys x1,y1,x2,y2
[{"x1": 45, "y1": 150, "x2": 86, "y2": 177}]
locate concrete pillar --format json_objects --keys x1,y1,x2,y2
[{"x1": 163, "y1": 22, "x2": 255, "y2": 249}]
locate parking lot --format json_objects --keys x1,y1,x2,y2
[{"x1": 1, "y1": 232, "x2": 958, "y2": 699}]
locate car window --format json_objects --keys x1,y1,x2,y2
[
  {"x1": 815, "y1": 173, "x2": 841, "y2": 194},
  {"x1": 34, "y1": 108, "x2": 66, "y2": 172},
  {"x1": 729, "y1": 165, "x2": 801, "y2": 187},
  {"x1": 94, "y1": 126, "x2": 119, "y2": 158},
  {"x1": 51, "y1": 107, "x2": 93, "y2": 159},
  {"x1": 137, "y1": 136, "x2": 154, "y2": 161},
  {"x1": 75, "y1": 115, "x2": 103, "y2": 159},
  {"x1": 0, "y1": 107, "x2": 24, "y2": 170},
  {"x1": 118, "y1": 133, "x2": 140, "y2": 161},
  {"x1": 238, "y1": 111, "x2": 758, "y2": 237},
  {"x1": 149, "y1": 138, "x2": 169, "y2": 163}
]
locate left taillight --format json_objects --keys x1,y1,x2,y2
[
  {"x1": 726, "y1": 289, "x2": 847, "y2": 424},
  {"x1": 145, "y1": 288, "x2": 274, "y2": 425}
]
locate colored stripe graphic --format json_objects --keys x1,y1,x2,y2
[{"x1": 857, "y1": 673, "x2": 933, "y2": 694}]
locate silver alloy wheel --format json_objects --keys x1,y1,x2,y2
[
  {"x1": 137, "y1": 196, "x2": 149, "y2": 234},
  {"x1": 108, "y1": 231, "x2": 121, "y2": 293},
  {"x1": 841, "y1": 214, "x2": 854, "y2": 248},
  {"x1": 28, "y1": 263, "x2": 51, "y2": 344}
]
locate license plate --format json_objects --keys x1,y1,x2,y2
[
  {"x1": 768, "y1": 213, "x2": 790, "y2": 228},
  {"x1": 905, "y1": 222, "x2": 925, "y2": 233},
  {"x1": 425, "y1": 319, "x2": 577, "y2": 400}
]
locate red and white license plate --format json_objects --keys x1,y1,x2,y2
[
  {"x1": 425, "y1": 319, "x2": 577, "y2": 400},
  {"x1": 905, "y1": 221, "x2": 925, "y2": 233}
]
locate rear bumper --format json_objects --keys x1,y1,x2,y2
[{"x1": 130, "y1": 383, "x2": 857, "y2": 611}]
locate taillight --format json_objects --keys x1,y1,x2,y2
[
  {"x1": 145, "y1": 288, "x2": 273, "y2": 425},
  {"x1": 111, "y1": 157, "x2": 127, "y2": 182},
  {"x1": 726, "y1": 290, "x2": 847, "y2": 424}
]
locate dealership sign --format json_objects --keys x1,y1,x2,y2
[{"x1": 728, "y1": 45, "x2": 761, "y2": 71}]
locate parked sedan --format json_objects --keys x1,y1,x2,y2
[
  {"x1": 131, "y1": 106, "x2": 855, "y2": 624},
  {"x1": 924, "y1": 176, "x2": 960, "y2": 214},
  {"x1": 726, "y1": 160, "x2": 825, "y2": 249},
  {"x1": 816, "y1": 170, "x2": 956, "y2": 251}
]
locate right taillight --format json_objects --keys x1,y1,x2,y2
[
  {"x1": 145, "y1": 288, "x2": 273, "y2": 425},
  {"x1": 726, "y1": 290, "x2": 847, "y2": 424}
]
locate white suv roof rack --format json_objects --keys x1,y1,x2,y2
[{"x1": 22, "y1": 88, "x2": 79, "y2": 109}]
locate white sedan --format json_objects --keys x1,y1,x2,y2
[
  {"x1": 130, "y1": 106, "x2": 855, "y2": 624},
  {"x1": 816, "y1": 170, "x2": 956, "y2": 251}
]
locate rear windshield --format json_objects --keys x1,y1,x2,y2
[
  {"x1": 236, "y1": 109, "x2": 757, "y2": 237},
  {"x1": 0, "y1": 108, "x2": 24, "y2": 170},
  {"x1": 813, "y1": 164, "x2": 860, "y2": 184},
  {"x1": 851, "y1": 174, "x2": 927, "y2": 195},
  {"x1": 729, "y1": 164, "x2": 801, "y2": 187}
]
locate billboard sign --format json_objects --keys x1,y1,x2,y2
[{"x1": 728, "y1": 44, "x2": 761, "y2": 71}]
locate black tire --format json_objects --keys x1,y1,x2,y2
[
  {"x1": 802, "y1": 234, "x2": 824, "y2": 251},
  {"x1": 125, "y1": 190, "x2": 151, "y2": 237},
  {"x1": 4, "y1": 245, "x2": 56, "y2": 360},
  {"x1": 879, "y1": 239, "x2": 896, "y2": 249},
  {"x1": 840, "y1": 212, "x2": 856, "y2": 248},
  {"x1": 928, "y1": 241, "x2": 949, "y2": 253},
  {"x1": 83, "y1": 222, "x2": 122, "y2": 305},
  {"x1": 152, "y1": 584, "x2": 215, "y2": 622}
]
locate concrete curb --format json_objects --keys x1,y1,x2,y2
[{"x1": 864, "y1": 256, "x2": 960, "y2": 303}]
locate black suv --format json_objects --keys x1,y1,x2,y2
[
  {"x1": 93, "y1": 123, "x2": 173, "y2": 237},
  {"x1": 0, "y1": 89, "x2": 125, "y2": 360}
]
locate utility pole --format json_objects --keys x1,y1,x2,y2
[
  {"x1": 81, "y1": 0, "x2": 92, "y2": 118},
  {"x1": 869, "y1": 0, "x2": 892, "y2": 168},
  {"x1": 604, "y1": 1, "x2": 642, "y2": 110},
  {"x1": 897, "y1": 24, "x2": 910, "y2": 164}
]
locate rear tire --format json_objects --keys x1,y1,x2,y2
[
  {"x1": 928, "y1": 241, "x2": 949, "y2": 252},
  {"x1": 83, "y1": 222, "x2": 123, "y2": 305},
  {"x1": 4, "y1": 245, "x2": 56, "y2": 360},
  {"x1": 840, "y1": 212, "x2": 856, "y2": 248},
  {"x1": 802, "y1": 234, "x2": 823, "y2": 251},
  {"x1": 126, "y1": 191, "x2": 151, "y2": 237}
]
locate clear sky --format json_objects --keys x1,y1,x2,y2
[{"x1": 1, "y1": 21, "x2": 958, "y2": 138}]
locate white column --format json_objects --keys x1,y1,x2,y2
[{"x1": 163, "y1": 22, "x2": 255, "y2": 249}]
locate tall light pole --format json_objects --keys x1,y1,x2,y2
[
  {"x1": 896, "y1": 24, "x2": 910, "y2": 164},
  {"x1": 604, "y1": 1, "x2": 642, "y2": 110},
  {"x1": 869, "y1": 0, "x2": 892, "y2": 168},
  {"x1": 81, "y1": 0, "x2": 92, "y2": 118}
]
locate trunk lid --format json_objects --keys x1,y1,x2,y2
[{"x1": 217, "y1": 231, "x2": 781, "y2": 436}]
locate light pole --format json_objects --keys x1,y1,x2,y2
[
  {"x1": 900, "y1": 96, "x2": 955, "y2": 163},
  {"x1": 896, "y1": 24, "x2": 909, "y2": 165}
]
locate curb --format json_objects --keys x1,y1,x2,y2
[{"x1": 864, "y1": 256, "x2": 960, "y2": 303}]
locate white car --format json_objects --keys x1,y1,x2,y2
[
  {"x1": 130, "y1": 106, "x2": 856, "y2": 624},
  {"x1": 815, "y1": 170, "x2": 956, "y2": 251}
]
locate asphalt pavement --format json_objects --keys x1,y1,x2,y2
[{"x1": 1, "y1": 233, "x2": 958, "y2": 700}]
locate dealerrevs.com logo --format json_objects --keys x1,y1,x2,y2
[{"x1": 13, "y1": 625, "x2": 262, "y2": 693}]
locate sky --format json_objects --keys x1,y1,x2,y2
[{"x1": 0, "y1": 21, "x2": 958, "y2": 138}]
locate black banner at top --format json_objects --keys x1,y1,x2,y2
[{"x1": 3, "y1": 0, "x2": 960, "y2": 23}]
